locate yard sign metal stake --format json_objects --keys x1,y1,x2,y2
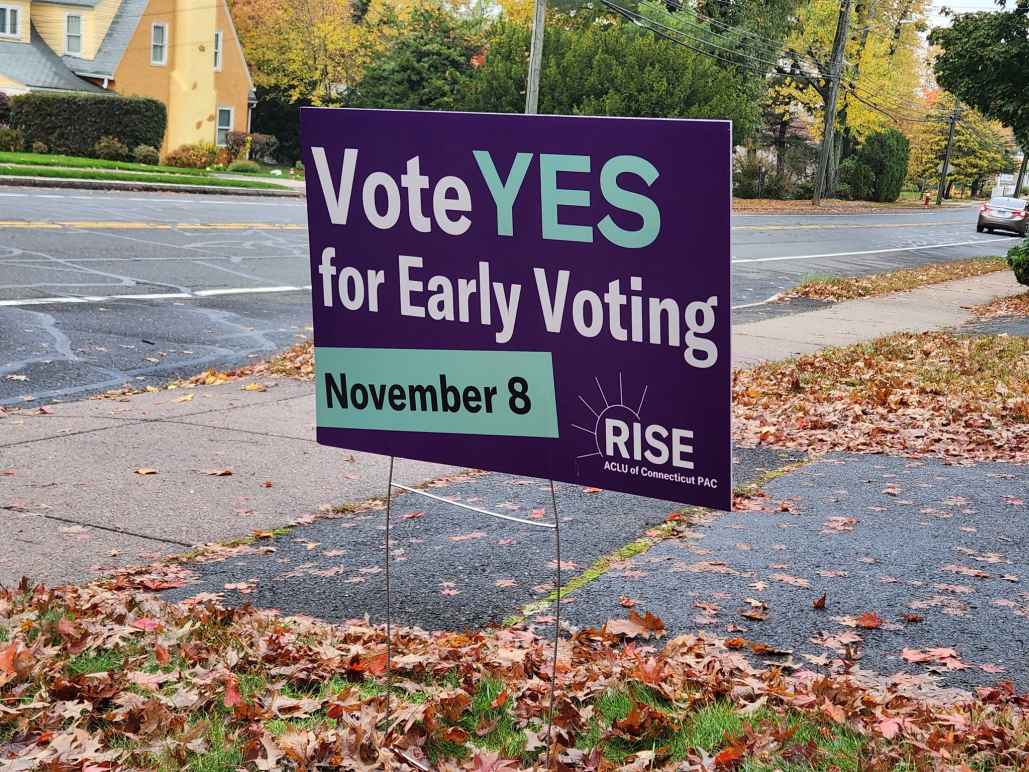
[
  {"x1": 545, "y1": 479, "x2": 561, "y2": 768},
  {"x1": 522, "y1": 8, "x2": 565, "y2": 761}
]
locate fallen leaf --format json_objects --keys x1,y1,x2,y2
[
  {"x1": 856, "y1": 611, "x2": 884, "y2": 629},
  {"x1": 134, "y1": 468, "x2": 158, "y2": 475},
  {"x1": 771, "y1": 572, "x2": 811, "y2": 588},
  {"x1": 607, "y1": 610, "x2": 665, "y2": 639}
]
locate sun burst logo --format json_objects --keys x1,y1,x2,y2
[
  {"x1": 572, "y1": 372, "x2": 701, "y2": 478},
  {"x1": 572, "y1": 373, "x2": 648, "y2": 463}
]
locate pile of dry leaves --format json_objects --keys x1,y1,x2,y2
[
  {"x1": 779, "y1": 258, "x2": 1007, "y2": 303},
  {"x1": 732, "y1": 199, "x2": 931, "y2": 215},
  {"x1": 973, "y1": 291, "x2": 1029, "y2": 320},
  {"x1": 93, "y1": 341, "x2": 316, "y2": 401},
  {"x1": 1, "y1": 572, "x2": 1027, "y2": 770},
  {"x1": 733, "y1": 331, "x2": 1029, "y2": 463}
]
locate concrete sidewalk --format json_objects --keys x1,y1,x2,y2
[
  {"x1": 0, "y1": 271, "x2": 1022, "y2": 586},
  {"x1": 733, "y1": 270, "x2": 1023, "y2": 366}
]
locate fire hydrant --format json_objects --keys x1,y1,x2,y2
[{"x1": 923, "y1": 191, "x2": 932, "y2": 208}]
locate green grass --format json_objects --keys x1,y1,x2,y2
[
  {"x1": 184, "y1": 716, "x2": 243, "y2": 772},
  {"x1": 0, "y1": 150, "x2": 206, "y2": 176},
  {"x1": 578, "y1": 691, "x2": 869, "y2": 769},
  {"x1": 0, "y1": 164, "x2": 289, "y2": 190},
  {"x1": 66, "y1": 649, "x2": 123, "y2": 676},
  {"x1": 266, "y1": 716, "x2": 330, "y2": 736},
  {"x1": 461, "y1": 677, "x2": 525, "y2": 758}
]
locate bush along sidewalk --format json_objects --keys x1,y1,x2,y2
[
  {"x1": 1008, "y1": 239, "x2": 1029, "y2": 287},
  {"x1": 7, "y1": 92, "x2": 165, "y2": 158}
]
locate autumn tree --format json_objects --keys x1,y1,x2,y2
[
  {"x1": 907, "y1": 94, "x2": 1014, "y2": 198},
  {"x1": 346, "y1": 6, "x2": 483, "y2": 110},
  {"x1": 462, "y1": 13, "x2": 760, "y2": 143},
  {"x1": 769, "y1": 0, "x2": 931, "y2": 192},
  {"x1": 931, "y1": 3, "x2": 1029, "y2": 191}
]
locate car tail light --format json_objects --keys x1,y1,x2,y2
[
  {"x1": 1015, "y1": 210, "x2": 1026, "y2": 218},
  {"x1": 979, "y1": 204, "x2": 987, "y2": 212}
]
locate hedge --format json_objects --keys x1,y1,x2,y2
[{"x1": 10, "y1": 92, "x2": 166, "y2": 157}]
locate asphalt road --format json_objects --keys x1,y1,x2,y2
[{"x1": 0, "y1": 185, "x2": 1019, "y2": 406}]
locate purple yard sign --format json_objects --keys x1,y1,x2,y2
[{"x1": 301, "y1": 108, "x2": 732, "y2": 510}]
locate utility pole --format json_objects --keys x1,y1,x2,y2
[
  {"x1": 813, "y1": 0, "x2": 851, "y2": 206},
  {"x1": 524, "y1": 0, "x2": 546, "y2": 114},
  {"x1": 936, "y1": 104, "x2": 961, "y2": 206},
  {"x1": 1015, "y1": 151, "x2": 1027, "y2": 198}
]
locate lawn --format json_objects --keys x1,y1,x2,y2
[
  {"x1": 0, "y1": 150, "x2": 208, "y2": 176},
  {"x1": 4, "y1": 573, "x2": 1027, "y2": 770},
  {"x1": 0, "y1": 164, "x2": 290, "y2": 191},
  {"x1": 780, "y1": 256, "x2": 1008, "y2": 302}
]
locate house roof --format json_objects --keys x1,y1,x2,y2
[
  {"x1": 62, "y1": 0, "x2": 148, "y2": 78},
  {"x1": 0, "y1": 25, "x2": 105, "y2": 92},
  {"x1": 33, "y1": 0, "x2": 103, "y2": 7}
]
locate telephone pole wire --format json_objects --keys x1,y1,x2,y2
[
  {"x1": 936, "y1": 104, "x2": 961, "y2": 206},
  {"x1": 812, "y1": 0, "x2": 851, "y2": 206},
  {"x1": 525, "y1": 0, "x2": 546, "y2": 114}
]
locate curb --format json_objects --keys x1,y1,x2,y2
[{"x1": 0, "y1": 175, "x2": 305, "y2": 198}]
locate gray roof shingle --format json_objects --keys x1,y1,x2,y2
[
  {"x1": 0, "y1": 26, "x2": 105, "y2": 92},
  {"x1": 62, "y1": 0, "x2": 148, "y2": 78}
]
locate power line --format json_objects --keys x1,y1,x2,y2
[
  {"x1": 601, "y1": 1, "x2": 775, "y2": 73},
  {"x1": 658, "y1": 0, "x2": 835, "y2": 79},
  {"x1": 601, "y1": 0, "x2": 832, "y2": 80}
]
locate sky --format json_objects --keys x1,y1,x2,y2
[{"x1": 928, "y1": 0, "x2": 1002, "y2": 28}]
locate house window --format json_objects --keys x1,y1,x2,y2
[
  {"x1": 66, "y1": 14, "x2": 82, "y2": 55},
  {"x1": 151, "y1": 23, "x2": 168, "y2": 65},
  {"x1": 213, "y1": 30, "x2": 222, "y2": 71},
  {"x1": 216, "y1": 107, "x2": 233, "y2": 146},
  {"x1": 0, "y1": 6, "x2": 19, "y2": 38}
]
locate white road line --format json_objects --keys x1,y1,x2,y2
[
  {"x1": 0, "y1": 285, "x2": 312, "y2": 307},
  {"x1": 731, "y1": 293, "x2": 782, "y2": 310},
  {"x1": 731, "y1": 237, "x2": 1011, "y2": 264},
  {"x1": 193, "y1": 285, "x2": 307, "y2": 297}
]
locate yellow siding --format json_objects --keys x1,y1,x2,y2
[
  {"x1": 213, "y1": 0, "x2": 251, "y2": 138},
  {"x1": 31, "y1": 0, "x2": 120, "y2": 60},
  {"x1": 111, "y1": 0, "x2": 173, "y2": 150},
  {"x1": 166, "y1": 0, "x2": 216, "y2": 150},
  {"x1": 0, "y1": 72, "x2": 28, "y2": 92},
  {"x1": 108, "y1": 0, "x2": 252, "y2": 155},
  {"x1": 1, "y1": 0, "x2": 30, "y2": 43}
]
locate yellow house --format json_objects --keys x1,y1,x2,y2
[{"x1": 0, "y1": 0, "x2": 254, "y2": 152}]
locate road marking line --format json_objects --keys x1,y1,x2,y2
[
  {"x1": 0, "y1": 285, "x2": 312, "y2": 307},
  {"x1": 194, "y1": 285, "x2": 307, "y2": 296},
  {"x1": 0, "y1": 220, "x2": 305, "y2": 230},
  {"x1": 731, "y1": 293, "x2": 782, "y2": 309},
  {"x1": 732, "y1": 237, "x2": 1012, "y2": 264},
  {"x1": 732, "y1": 220, "x2": 968, "y2": 231}
]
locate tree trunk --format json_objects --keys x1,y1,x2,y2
[
  {"x1": 775, "y1": 117, "x2": 788, "y2": 177},
  {"x1": 828, "y1": 0, "x2": 875, "y2": 196}
]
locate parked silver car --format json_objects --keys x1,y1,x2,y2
[{"x1": 977, "y1": 196, "x2": 1028, "y2": 236}]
